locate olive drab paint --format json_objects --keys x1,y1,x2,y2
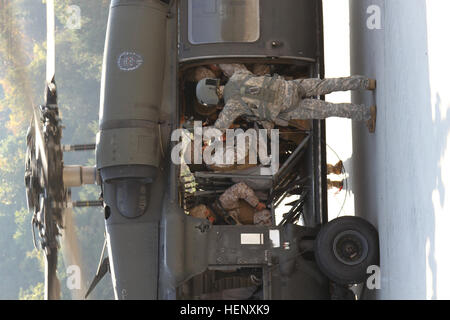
[
  {"x1": 95, "y1": 0, "x2": 168, "y2": 300},
  {"x1": 96, "y1": 0, "x2": 166, "y2": 173}
]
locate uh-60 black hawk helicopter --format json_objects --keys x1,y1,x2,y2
[{"x1": 24, "y1": 0, "x2": 380, "y2": 300}]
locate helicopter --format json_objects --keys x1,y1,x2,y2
[{"x1": 23, "y1": 0, "x2": 380, "y2": 300}]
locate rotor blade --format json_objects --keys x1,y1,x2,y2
[
  {"x1": 60, "y1": 204, "x2": 88, "y2": 300},
  {"x1": 41, "y1": 196, "x2": 61, "y2": 300},
  {"x1": 37, "y1": 0, "x2": 56, "y2": 177},
  {"x1": 46, "y1": 0, "x2": 55, "y2": 85},
  {"x1": 44, "y1": 248, "x2": 61, "y2": 300},
  {"x1": 0, "y1": 1, "x2": 49, "y2": 180}
]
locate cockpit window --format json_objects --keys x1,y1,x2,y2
[{"x1": 188, "y1": 0, "x2": 260, "y2": 44}]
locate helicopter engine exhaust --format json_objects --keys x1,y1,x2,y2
[{"x1": 95, "y1": 0, "x2": 168, "y2": 299}]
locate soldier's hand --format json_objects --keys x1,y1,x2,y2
[{"x1": 256, "y1": 202, "x2": 266, "y2": 211}]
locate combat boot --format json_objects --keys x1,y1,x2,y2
[{"x1": 367, "y1": 105, "x2": 377, "y2": 133}]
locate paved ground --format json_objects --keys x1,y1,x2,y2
[{"x1": 349, "y1": 0, "x2": 450, "y2": 299}]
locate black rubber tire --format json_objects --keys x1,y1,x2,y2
[{"x1": 315, "y1": 216, "x2": 379, "y2": 285}]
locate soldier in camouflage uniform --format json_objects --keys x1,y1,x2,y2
[
  {"x1": 327, "y1": 160, "x2": 344, "y2": 190},
  {"x1": 327, "y1": 160, "x2": 344, "y2": 175},
  {"x1": 218, "y1": 182, "x2": 271, "y2": 226},
  {"x1": 196, "y1": 64, "x2": 377, "y2": 132}
]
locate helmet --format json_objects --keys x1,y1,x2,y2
[{"x1": 196, "y1": 78, "x2": 220, "y2": 106}]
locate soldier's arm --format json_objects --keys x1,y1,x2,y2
[
  {"x1": 219, "y1": 64, "x2": 252, "y2": 78},
  {"x1": 230, "y1": 182, "x2": 260, "y2": 208},
  {"x1": 214, "y1": 99, "x2": 249, "y2": 131}
]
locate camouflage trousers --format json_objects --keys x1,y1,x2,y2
[
  {"x1": 280, "y1": 75, "x2": 372, "y2": 121},
  {"x1": 294, "y1": 75, "x2": 370, "y2": 97},
  {"x1": 282, "y1": 100, "x2": 371, "y2": 121}
]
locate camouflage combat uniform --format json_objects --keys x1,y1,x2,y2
[
  {"x1": 214, "y1": 64, "x2": 372, "y2": 130},
  {"x1": 327, "y1": 161, "x2": 344, "y2": 175},
  {"x1": 218, "y1": 182, "x2": 261, "y2": 224},
  {"x1": 253, "y1": 209, "x2": 272, "y2": 226}
]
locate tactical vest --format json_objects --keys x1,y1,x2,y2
[{"x1": 223, "y1": 74, "x2": 282, "y2": 121}]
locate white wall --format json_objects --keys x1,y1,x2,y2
[{"x1": 350, "y1": 0, "x2": 450, "y2": 299}]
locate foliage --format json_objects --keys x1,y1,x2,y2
[
  {"x1": 0, "y1": 0, "x2": 112, "y2": 299},
  {"x1": 19, "y1": 282, "x2": 44, "y2": 300}
]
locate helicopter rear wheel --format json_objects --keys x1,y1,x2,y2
[{"x1": 314, "y1": 216, "x2": 379, "y2": 285}]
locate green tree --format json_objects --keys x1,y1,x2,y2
[{"x1": 0, "y1": 0, "x2": 113, "y2": 299}]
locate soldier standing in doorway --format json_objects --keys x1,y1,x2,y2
[{"x1": 195, "y1": 64, "x2": 377, "y2": 132}]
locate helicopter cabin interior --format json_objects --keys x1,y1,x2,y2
[{"x1": 171, "y1": 0, "x2": 328, "y2": 299}]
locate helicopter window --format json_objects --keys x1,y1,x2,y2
[{"x1": 188, "y1": 0, "x2": 260, "y2": 44}]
